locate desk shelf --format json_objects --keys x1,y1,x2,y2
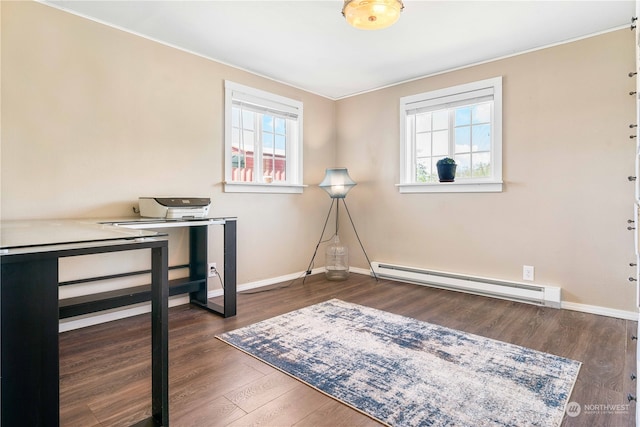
[{"x1": 59, "y1": 277, "x2": 205, "y2": 318}]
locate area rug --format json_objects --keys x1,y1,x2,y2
[{"x1": 217, "y1": 299, "x2": 581, "y2": 427}]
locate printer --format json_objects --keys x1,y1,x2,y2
[{"x1": 139, "y1": 197, "x2": 211, "y2": 219}]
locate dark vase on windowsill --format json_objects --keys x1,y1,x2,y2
[{"x1": 436, "y1": 158, "x2": 457, "y2": 182}]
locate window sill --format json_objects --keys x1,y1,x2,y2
[
  {"x1": 396, "y1": 181, "x2": 503, "y2": 193},
  {"x1": 223, "y1": 181, "x2": 307, "y2": 194}
]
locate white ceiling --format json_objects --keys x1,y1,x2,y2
[{"x1": 42, "y1": 0, "x2": 635, "y2": 100}]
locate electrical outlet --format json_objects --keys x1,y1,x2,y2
[
  {"x1": 523, "y1": 265, "x2": 534, "y2": 281},
  {"x1": 208, "y1": 262, "x2": 217, "y2": 278}
]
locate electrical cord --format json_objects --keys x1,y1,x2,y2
[
  {"x1": 211, "y1": 266, "x2": 225, "y2": 290},
  {"x1": 303, "y1": 198, "x2": 336, "y2": 284},
  {"x1": 238, "y1": 269, "x2": 308, "y2": 294}
]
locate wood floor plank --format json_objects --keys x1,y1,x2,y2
[
  {"x1": 294, "y1": 400, "x2": 382, "y2": 427},
  {"x1": 58, "y1": 273, "x2": 637, "y2": 426},
  {"x1": 225, "y1": 384, "x2": 329, "y2": 427},
  {"x1": 224, "y1": 371, "x2": 300, "y2": 413},
  {"x1": 87, "y1": 378, "x2": 153, "y2": 427},
  {"x1": 169, "y1": 355, "x2": 267, "y2": 410},
  {"x1": 59, "y1": 401, "x2": 102, "y2": 427},
  {"x1": 171, "y1": 396, "x2": 247, "y2": 427}
]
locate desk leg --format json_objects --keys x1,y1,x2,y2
[
  {"x1": 188, "y1": 222, "x2": 236, "y2": 318},
  {"x1": 223, "y1": 219, "x2": 237, "y2": 317},
  {"x1": 189, "y1": 226, "x2": 208, "y2": 303},
  {"x1": 1, "y1": 257, "x2": 59, "y2": 427},
  {"x1": 151, "y1": 245, "x2": 169, "y2": 426}
]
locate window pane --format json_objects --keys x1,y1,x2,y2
[
  {"x1": 263, "y1": 132, "x2": 274, "y2": 148},
  {"x1": 455, "y1": 107, "x2": 471, "y2": 126},
  {"x1": 416, "y1": 113, "x2": 431, "y2": 132},
  {"x1": 472, "y1": 152, "x2": 491, "y2": 177},
  {"x1": 275, "y1": 155, "x2": 286, "y2": 182},
  {"x1": 275, "y1": 131, "x2": 287, "y2": 182},
  {"x1": 242, "y1": 110, "x2": 254, "y2": 130},
  {"x1": 432, "y1": 110, "x2": 448, "y2": 130},
  {"x1": 230, "y1": 106, "x2": 256, "y2": 183},
  {"x1": 242, "y1": 130, "x2": 254, "y2": 145},
  {"x1": 472, "y1": 124, "x2": 491, "y2": 151},
  {"x1": 231, "y1": 127, "x2": 239, "y2": 146},
  {"x1": 263, "y1": 156, "x2": 274, "y2": 180},
  {"x1": 262, "y1": 150, "x2": 287, "y2": 182},
  {"x1": 472, "y1": 103, "x2": 491, "y2": 124},
  {"x1": 263, "y1": 156, "x2": 273, "y2": 171},
  {"x1": 231, "y1": 150, "x2": 245, "y2": 168},
  {"x1": 432, "y1": 130, "x2": 448, "y2": 156},
  {"x1": 455, "y1": 154, "x2": 471, "y2": 178},
  {"x1": 275, "y1": 117, "x2": 285, "y2": 134},
  {"x1": 232, "y1": 108, "x2": 240, "y2": 127},
  {"x1": 232, "y1": 149, "x2": 254, "y2": 182},
  {"x1": 455, "y1": 127, "x2": 470, "y2": 153},
  {"x1": 416, "y1": 158, "x2": 431, "y2": 183},
  {"x1": 416, "y1": 133, "x2": 431, "y2": 157},
  {"x1": 263, "y1": 115, "x2": 273, "y2": 132}
]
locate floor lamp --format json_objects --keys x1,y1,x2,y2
[{"x1": 304, "y1": 168, "x2": 378, "y2": 282}]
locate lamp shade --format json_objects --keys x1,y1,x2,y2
[
  {"x1": 342, "y1": 0, "x2": 404, "y2": 30},
  {"x1": 319, "y1": 168, "x2": 356, "y2": 198}
]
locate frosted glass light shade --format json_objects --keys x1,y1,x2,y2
[
  {"x1": 319, "y1": 168, "x2": 356, "y2": 198},
  {"x1": 342, "y1": 0, "x2": 404, "y2": 30}
]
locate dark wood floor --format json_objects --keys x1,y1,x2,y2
[{"x1": 59, "y1": 274, "x2": 637, "y2": 426}]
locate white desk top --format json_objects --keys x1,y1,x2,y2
[
  {"x1": 0, "y1": 216, "x2": 239, "y2": 254},
  {"x1": 106, "y1": 217, "x2": 229, "y2": 229},
  {"x1": 0, "y1": 219, "x2": 163, "y2": 252}
]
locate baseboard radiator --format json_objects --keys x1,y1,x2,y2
[{"x1": 371, "y1": 262, "x2": 561, "y2": 308}]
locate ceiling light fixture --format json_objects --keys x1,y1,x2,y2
[{"x1": 342, "y1": 0, "x2": 404, "y2": 30}]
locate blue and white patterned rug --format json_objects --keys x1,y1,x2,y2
[{"x1": 217, "y1": 299, "x2": 581, "y2": 427}]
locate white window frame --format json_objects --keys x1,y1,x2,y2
[
  {"x1": 224, "y1": 81, "x2": 305, "y2": 194},
  {"x1": 398, "y1": 77, "x2": 503, "y2": 193}
]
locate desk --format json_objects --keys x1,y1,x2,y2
[
  {"x1": 0, "y1": 220, "x2": 170, "y2": 427},
  {"x1": 110, "y1": 217, "x2": 237, "y2": 318}
]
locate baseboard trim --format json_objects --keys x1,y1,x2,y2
[
  {"x1": 208, "y1": 267, "x2": 325, "y2": 297},
  {"x1": 560, "y1": 301, "x2": 638, "y2": 321}
]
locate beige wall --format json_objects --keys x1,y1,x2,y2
[
  {"x1": 1, "y1": 1, "x2": 336, "y2": 285},
  {"x1": 2, "y1": 1, "x2": 637, "y2": 313},
  {"x1": 336, "y1": 29, "x2": 637, "y2": 311}
]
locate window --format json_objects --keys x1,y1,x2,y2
[
  {"x1": 399, "y1": 77, "x2": 503, "y2": 193},
  {"x1": 224, "y1": 81, "x2": 304, "y2": 193}
]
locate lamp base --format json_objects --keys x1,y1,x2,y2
[{"x1": 325, "y1": 269, "x2": 349, "y2": 281}]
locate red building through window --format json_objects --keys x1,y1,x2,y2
[{"x1": 232, "y1": 147, "x2": 286, "y2": 182}]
